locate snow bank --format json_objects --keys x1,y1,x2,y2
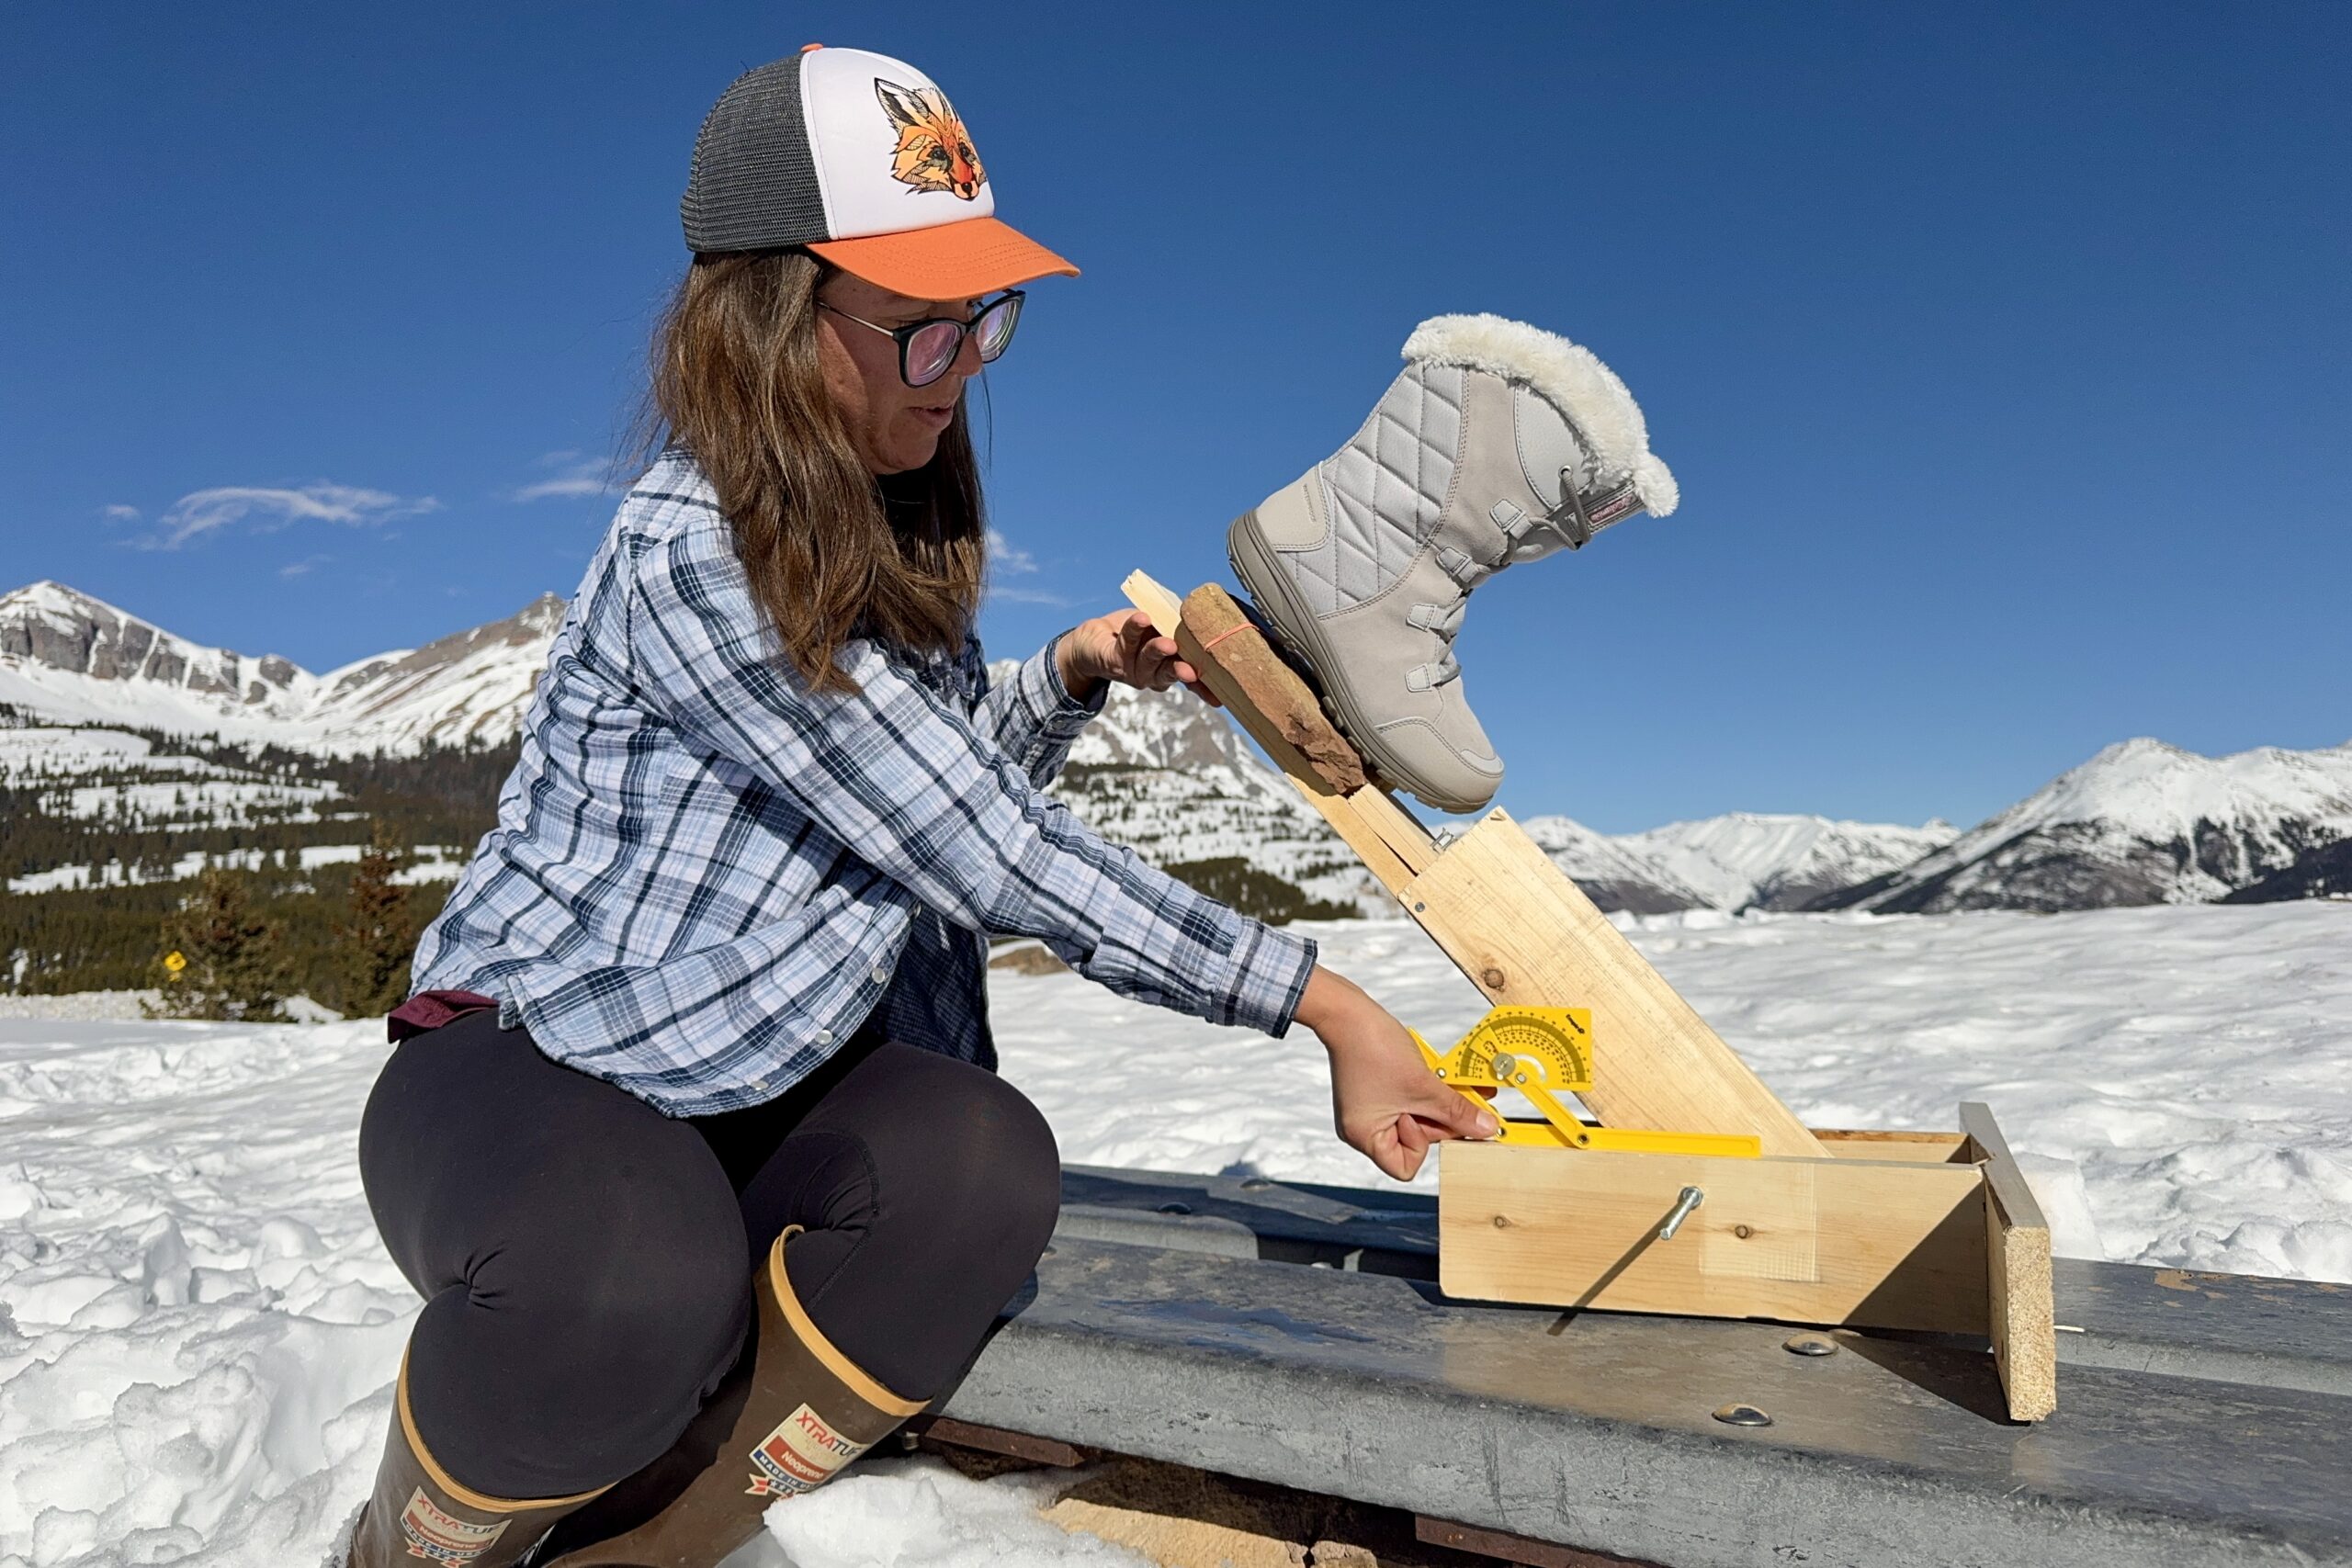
[
  {"x1": 1, "y1": 902, "x2": 2347, "y2": 1562},
  {"x1": 763, "y1": 1459, "x2": 1152, "y2": 1566}
]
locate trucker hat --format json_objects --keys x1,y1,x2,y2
[{"x1": 681, "y1": 43, "x2": 1078, "y2": 299}]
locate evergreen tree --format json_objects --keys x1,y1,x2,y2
[
  {"x1": 335, "y1": 820, "x2": 415, "y2": 1018},
  {"x1": 145, "y1": 867, "x2": 290, "y2": 1021}
]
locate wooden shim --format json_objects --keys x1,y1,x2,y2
[
  {"x1": 913, "y1": 1416, "x2": 1086, "y2": 1468},
  {"x1": 1407, "y1": 813, "x2": 1828, "y2": 1157},
  {"x1": 1175, "y1": 583, "x2": 1364, "y2": 793},
  {"x1": 1962, "y1": 1102, "x2": 2057, "y2": 1421},
  {"x1": 1439, "y1": 1140, "x2": 1990, "y2": 1337},
  {"x1": 1417, "y1": 1515, "x2": 1667, "y2": 1568},
  {"x1": 1814, "y1": 1130, "x2": 1973, "y2": 1163}
]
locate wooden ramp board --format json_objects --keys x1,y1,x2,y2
[{"x1": 1123, "y1": 570, "x2": 1827, "y2": 1160}]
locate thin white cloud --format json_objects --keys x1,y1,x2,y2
[
  {"x1": 987, "y1": 527, "x2": 1039, "y2": 575},
  {"x1": 510, "y1": 450, "x2": 615, "y2": 502},
  {"x1": 147, "y1": 483, "x2": 439, "y2": 549},
  {"x1": 278, "y1": 553, "x2": 332, "y2": 579},
  {"x1": 100, "y1": 503, "x2": 141, "y2": 522},
  {"x1": 988, "y1": 585, "x2": 1073, "y2": 607}
]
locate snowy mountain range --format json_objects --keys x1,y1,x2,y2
[
  {"x1": 4, "y1": 580, "x2": 2345, "y2": 912},
  {"x1": 0, "y1": 580, "x2": 563, "y2": 755},
  {"x1": 1817, "y1": 737, "x2": 2352, "y2": 912}
]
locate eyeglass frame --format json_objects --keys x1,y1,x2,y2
[{"x1": 815, "y1": 289, "x2": 1025, "y2": 389}]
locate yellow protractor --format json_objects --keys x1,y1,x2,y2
[
  {"x1": 1412, "y1": 1007, "x2": 1764, "y2": 1158},
  {"x1": 1442, "y1": 1007, "x2": 1594, "y2": 1094},
  {"x1": 1413, "y1": 1007, "x2": 1594, "y2": 1150}
]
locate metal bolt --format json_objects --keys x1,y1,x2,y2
[
  {"x1": 1413, "y1": 901, "x2": 1427, "y2": 912},
  {"x1": 1713, "y1": 1403, "x2": 1772, "y2": 1427},
  {"x1": 1658, "y1": 1186, "x2": 1705, "y2": 1241},
  {"x1": 1783, "y1": 1334, "x2": 1838, "y2": 1358},
  {"x1": 1238, "y1": 1178, "x2": 1274, "y2": 1191},
  {"x1": 1156, "y1": 1201, "x2": 1193, "y2": 1215}
]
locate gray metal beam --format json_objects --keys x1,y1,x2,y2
[
  {"x1": 1058, "y1": 1164, "x2": 2352, "y2": 1397},
  {"x1": 923, "y1": 1167, "x2": 2352, "y2": 1567}
]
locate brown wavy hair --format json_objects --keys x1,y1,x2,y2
[{"x1": 636, "y1": 250, "x2": 986, "y2": 694}]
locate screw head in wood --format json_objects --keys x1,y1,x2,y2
[
  {"x1": 1713, "y1": 1403, "x2": 1773, "y2": 1427},
  {"x1": 1783, "y1": 1334, "x2": 1838, "y2": 1358}
]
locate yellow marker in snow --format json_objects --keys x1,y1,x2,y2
[{"x1": 163, "y1": 951, "x2": 188, "y2": 976}]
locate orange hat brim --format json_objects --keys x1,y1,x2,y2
[{"x1": 808, "y1": 215, "x2": 1078, "y2": 301}]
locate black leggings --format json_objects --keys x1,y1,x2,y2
[{"x1": 357, "y1": 1010, "x2": 1061, "y2": 1500}]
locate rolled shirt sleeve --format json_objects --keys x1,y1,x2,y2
[
  {"x1": 973, "y1": 631, "x2": 1106, "y2": 787},
  {"x1": 628, "y1": 512, "x2": 1315, "y2": 1038}
]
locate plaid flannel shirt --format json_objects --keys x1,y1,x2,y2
[{"x1": 411, "y1": 449, "x2": 1317, "y2": 1116}]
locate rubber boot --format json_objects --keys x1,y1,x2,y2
[
  {"x1": 541, "y1": 1227, "x2": 927, "y2": 1565},
  {"x1": 334, "y1": 1354, "x2": 606, "y2": 1567},
  {"x1": 1227, "y1": 313, "x2": 1679, "y2": 814}
]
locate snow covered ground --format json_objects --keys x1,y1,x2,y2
[{"x1": 2, "y1": 902, "x2": 2347, "y2": 1564}]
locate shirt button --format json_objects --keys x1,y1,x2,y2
[
  {"x1": 814, "y1": 1029, "x2": 833, "y2": 1046},
  {"x1": 871, "y1": 965, "x2": 891, "y2": 985}
]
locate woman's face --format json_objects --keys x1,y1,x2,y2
[{"x1": 815, "y1": 271, "x2": 987, "y2": 476}]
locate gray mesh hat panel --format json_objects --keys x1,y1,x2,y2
[{"x1": 682, "y1": 57, "x2": 830, "y2": 253}]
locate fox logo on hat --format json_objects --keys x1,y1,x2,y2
[
  {"x1": 682, "y1": 44, "x2": 1076, "y2": 299},
  {"x1": 876, "y1": 79, "x2": 985, "y2": 200}
]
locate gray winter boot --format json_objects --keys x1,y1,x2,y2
[{"x1": 1227, "y1": 313, "x2": 1678, "y2": 814}]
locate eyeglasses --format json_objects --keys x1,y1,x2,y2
[{"x1": 817, "y1": 290, "x2": 1025, "y2": 389}]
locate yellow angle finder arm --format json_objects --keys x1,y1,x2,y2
[{"x1": 1413, "y1": 1007, "x2": 1761, "y2": 1158}]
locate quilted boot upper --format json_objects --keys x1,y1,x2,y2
[{"x1": 1228, "y1": 313, "x2": 1677, "y2": 814}]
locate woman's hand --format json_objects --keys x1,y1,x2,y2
[
  {"x1": 1294, "y1": 965, "x2": 1498, "y2": 1181},
  {"x1": 1056, "y1": 610, "x2": 1221, "y2": 707}
]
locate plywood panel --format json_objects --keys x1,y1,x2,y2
[{"x1": 1407, "y1": 817, "x2": 1828, "y2": 1157}]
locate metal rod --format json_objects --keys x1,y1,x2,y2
[{"x1": 1658, "y1": 1186, "x2": 1704, "y2": 1241}]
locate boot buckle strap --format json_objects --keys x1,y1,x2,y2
[{"x1": 1433, "y1": 547, "x2": 1487, "y2": 588}]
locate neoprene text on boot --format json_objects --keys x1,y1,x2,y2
[
  {"x1": 540, "y1": 1227, "x2": 926, "y2": 1565},
  {"x1": 334, "y1": 1357, "x2": 605, "y2": 1568},
  {"x1": 1227, "y1": 313, "x2": 1679, "y2": 814}
]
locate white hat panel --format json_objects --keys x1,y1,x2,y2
[{"x1": 802, "y1": 47, "x2": 996, "y2": 240}]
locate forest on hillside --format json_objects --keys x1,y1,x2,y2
[{"x1": 3, "y1": 725, "x2": 1331, "y2": 1004}]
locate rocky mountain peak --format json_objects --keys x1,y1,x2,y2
[{"x1": 0, "y1": 580, "x2": 305, "y2": 707}]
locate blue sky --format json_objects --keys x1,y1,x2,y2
[{"x1": 5, "y1": 3, "x2": 2346, "y2": 832}]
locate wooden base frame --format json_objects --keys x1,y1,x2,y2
[
  {"x1": 1123, "y1": 571, "x2": 2057, "y2": 1421},
  {"x1": 1440, "y1": 1104, "x2": 2055, "y2": 1420}
]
